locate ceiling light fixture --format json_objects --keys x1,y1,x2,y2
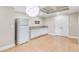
[{"x1": 26, "y1": 6, "x2": 39, "y2": 17}]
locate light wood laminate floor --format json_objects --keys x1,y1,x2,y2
[{"x1": 5, "y1": 35, "x2": 79, "y2": 52}]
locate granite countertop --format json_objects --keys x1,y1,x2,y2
[{"x1": 30, "y1": 26, "x2": 48, "y2": 30}]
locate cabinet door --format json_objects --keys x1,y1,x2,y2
[
  {"x1": 39, "y1": 28, "x2": 48, "y2": 35},
  {"x1": 31, "y1": 29, "x2": 39, "y2": 38},
  {"x1": 31, "y1": 28, "x2": 48, "y2": 39}
]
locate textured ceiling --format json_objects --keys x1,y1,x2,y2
[{"x1": 40, "y1": 6, "x2": 69, "y2": 14}]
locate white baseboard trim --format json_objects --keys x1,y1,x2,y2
[
  {"x1": 49, "y1": 33, "x2": 79, "y2": 44},
  {"x1": 67, "y1": 36, "x2": 79, "y2": 44},
  {"x1": 48, "y1": 33, "x2": 54, "y2": 35},
  {"x1": 67, "y1": 36, "x2": 79, "y2": 39},
  {"x1": 48, "y1": 33, "x2": 79, "y2": 39},
  {"x1": 48, "y1": 33, "x2": 67, "y2": 36},
  {"x1": 0, "y1": 44, "x2": 15, "y2": 51}
]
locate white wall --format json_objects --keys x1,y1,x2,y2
[
  {"x1": 42, "y1": 17, "x2": 55, "y2": 35},
  {"x1": 54, "y1": 15, "x2": 69, "y2": 36},
  {"x1": 69, "y1": 13, "x2": 78, "y2": 36},
  {"x1": 0, "y1": 7, "x2": 15, "y2": 49},
  {"x1": 29, "y1": 17, "x2": 44, "y2": 26},
  {"x1": 78, "y1": 13, "x2": 79, "y2": 37},
  {"x1": 45, "y1": 15, "x2": 69, "y2": 36},
  {"x1": 15, "y1": 12, "x2": 27, "y2": 19},
  {"x1": 43, "y1": 13, "x2": 78, "y2": 37},
  {"x1": 0, "y1": 7, "x2": 27, "y2": 51}
]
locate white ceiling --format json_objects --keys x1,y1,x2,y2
[{"x1": 12, "y1": 6, "x2": 79, "y2": 18}]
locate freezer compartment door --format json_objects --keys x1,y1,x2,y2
[{"x1": 17, "y1": 18, "x2": 28, "y2": 26}]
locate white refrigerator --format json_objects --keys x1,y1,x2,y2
[{"x1": 16, "y1": 18, "x2": 30, "y2": 45}]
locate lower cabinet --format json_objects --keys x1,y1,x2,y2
[{"x1": 31, "y1": 28, "x2": 48, "y2": 39}]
